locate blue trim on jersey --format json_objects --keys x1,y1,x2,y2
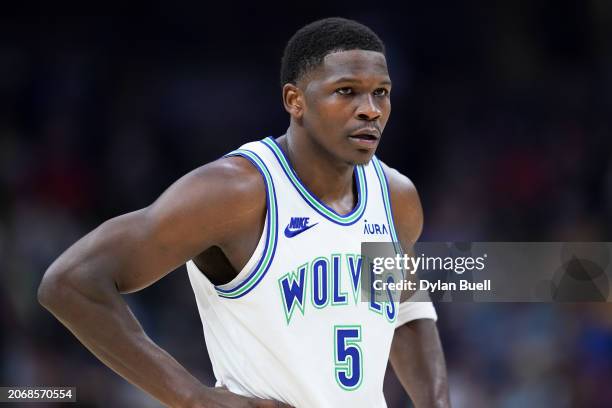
[
  {"x1": 261, "y1": 137, "x2": 367, "y2": 226},
  {"x1": 372, "y1": 157, "x2": 404, "y2": 276},
  {"x1": 214, "y1": 149, "x2": 278, "y2": 299}
]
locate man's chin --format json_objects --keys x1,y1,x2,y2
[{"x1": 348, "y1": 150, "x2": 376, "y2": 166}]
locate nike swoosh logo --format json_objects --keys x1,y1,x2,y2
[{"x1": 284, "y1": 223, "x2": 318, "y2": 238}]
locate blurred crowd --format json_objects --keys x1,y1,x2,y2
[{"x1": 1, "y1": 3, "x2": 611, "y2": 407}]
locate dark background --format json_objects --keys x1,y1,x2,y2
[{"x1": 1, "y1": 2, "x2": 611, "y2": 407}]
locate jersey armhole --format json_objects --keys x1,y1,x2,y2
[
  {"x1": 371, "y1": 157, "x2": 404, "y2": 278},
  {"x1": 208, "y1": 149, "x2": 278, "y2": 299}
]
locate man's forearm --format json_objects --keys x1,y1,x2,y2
[
  {"x1": 38, "y1": 263, "x2": 205, "y2": 408},
  {"x1": 389, "y1": 319, "x2": 450, "y2": 408}
]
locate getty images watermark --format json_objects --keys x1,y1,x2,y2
[
  {"x1": 361, "y1": 242, "x2": 612, "y2": 302},
  {"x1": 371, "y1": 252, "x2": 490, "y2": 292}
]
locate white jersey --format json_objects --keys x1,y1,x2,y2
[{"x1": 186, "y1": 137, "x2": 435, "y2": 408}]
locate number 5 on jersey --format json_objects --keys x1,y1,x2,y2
[{"x1": 334, "y1": 325, "x2": 363, "y2": 390}]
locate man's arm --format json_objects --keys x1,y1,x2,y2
[
  {"x1": 383, "y1": 162, "x2": 451, "y2": 408},
  {"x1": 390, "y1": 320, "x2": 449, "y2": 407},
  {"x1": 37, "y1": 157, "x2": 290, "y2": 408}
]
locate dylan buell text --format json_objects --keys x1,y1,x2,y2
[{"x1": 372, "y1": 278, "x2": 492, "y2": 292}]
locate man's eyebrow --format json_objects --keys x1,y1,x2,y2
[{"x1": 330, "y1": 76, "x2": 392, "y2": 86}]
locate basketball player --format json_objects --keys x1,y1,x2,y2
[{"x1": 38, "y1": 18, "x2": 450, "y2": 407}]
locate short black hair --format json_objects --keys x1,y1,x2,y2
[{"x1": 280, "y1": 17, "x2": 386, "y2": 87}]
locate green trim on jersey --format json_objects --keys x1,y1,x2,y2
[
  {"x1": 262, "y1": 137, "x2": 367, "y2": 225},
  {"x1": 215, "y1": 149, "x2": 278, "y2": 299},
  {"x1": 371, "y1": 157, "x2": 399, "y2": 242},
  {"x1": 372, "y1": 157, "x2": 405, "y2": 281}
]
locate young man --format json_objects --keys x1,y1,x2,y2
[{"x1": 38, "y1": 18, "x2": 450, "y2": 408}]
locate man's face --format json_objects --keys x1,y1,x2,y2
[{"x1": 298, "y1": 49, "x2": 391, "y2": 165}]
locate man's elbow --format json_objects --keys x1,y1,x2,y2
[
  {"x1": 38, "y1": 261, "x2": 95, "y2": 315},
  {"x1": 38, "y1": 264, "x2": 70, "y2": 312}
]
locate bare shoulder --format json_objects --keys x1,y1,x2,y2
[
  {"x1": 136, "y1": 154, "x2": 268, "y2": 261},
  {"x1": 151, "y1": 157, "x2": 266, "y2": 222},
  {"x1": 179, "y1": 155, "x2": 266, "y2": 208},
  {"x1": 377, "y1": 160, "x2": 423, "y2": 245}
]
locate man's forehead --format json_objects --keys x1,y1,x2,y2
[{"x1": 315, "y1": 50, "x2": 389, "y2": 82}]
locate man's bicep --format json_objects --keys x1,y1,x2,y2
[
  {"x1": 107, "y1": 158, "x2": 264, "y2": 293},
  {"x1": 96, "y1": 181, "x2": 216, "y2": 293},
  {"x1": 99, "y1": 207, "x2": 210, "y2": 294}
]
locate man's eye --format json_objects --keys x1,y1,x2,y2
[
  {"x1": 335, "y1": 87, "x2": 353, "y2": 95},
  {"x1": 374, "y1": 88, "x2": 389, "y2": 97}
]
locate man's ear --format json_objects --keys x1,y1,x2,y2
[{"x1": 282, "y1": 83, "x2": 305, "y2": 119}]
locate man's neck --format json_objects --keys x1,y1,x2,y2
[{"x1": 276, "y1": 127, "x2": 357, "y2": 215}]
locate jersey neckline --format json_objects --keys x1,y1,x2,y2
[{"x1": 261, "y1": 136, "x2": 367, "y2": 226}]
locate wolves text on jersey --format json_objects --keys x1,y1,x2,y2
[{"x1": 278, "y1": 254, "x2": 397, "y2": 325}]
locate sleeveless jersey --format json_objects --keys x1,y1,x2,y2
[{"x1": 186, "y1": 137, "x2": 403, "y2": 408}]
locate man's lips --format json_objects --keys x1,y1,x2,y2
[{"x1": 348, "y1": 128, "x2": 381, "y2": 143}]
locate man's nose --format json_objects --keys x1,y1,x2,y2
[{"x1": 356, "y1": 94, "x2": 382, "y2": 121}]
